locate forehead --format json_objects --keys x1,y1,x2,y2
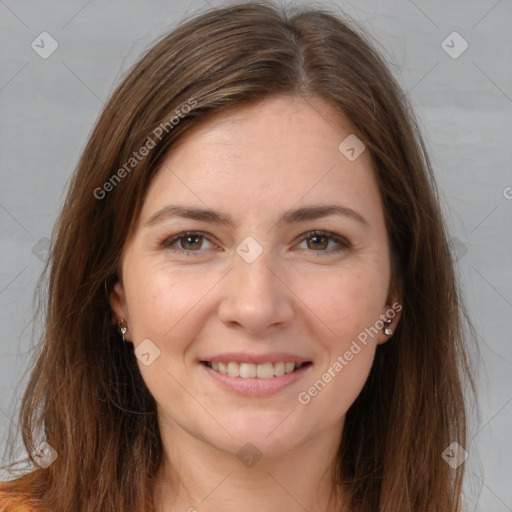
[{"x1": 141, "y1": 95, "x2": 382, "y2": 226}]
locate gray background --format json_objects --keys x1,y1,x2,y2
[{"x1": 0, "y1": 0, "x2": 510, "y2": 510}]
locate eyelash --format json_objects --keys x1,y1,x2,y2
[{"x1": 159, "y1": 230, "x2": 350, "y2": 256}]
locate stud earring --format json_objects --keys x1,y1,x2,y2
[
  {"x1": 118, "y1": 319, "x2": 127, "y2": 342},
  {"x1": 383, "y1": 318, "x2": 393, "y2": 337}
]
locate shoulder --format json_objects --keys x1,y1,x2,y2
[{"x1": 0, "y1": 482, "x2": 37, "y2": 512}]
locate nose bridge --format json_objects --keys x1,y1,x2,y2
[
  {"x1": 235, "y1": 245, "x2": 275, "y2": 293},
  {"x1": 233, "y1": 237, "x2": 280, "y2": 303},
  {"x1": 218, "y1": 236, "x2": 293, "y2": 332}
]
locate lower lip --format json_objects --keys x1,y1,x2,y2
[{"x1": 199, "y1": 363, "x2": 312, "y2": 397}]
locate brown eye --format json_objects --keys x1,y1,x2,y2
[
  {"x1": 298, "y1": 230, "x2": 350, "y2": 253},
  {"x1": 179, "y1": 234, "x2": 203, "y2": 250},
  {"x1": 161, "y1": 231, "x2": 215, "y2": 254},
  {"x1": 306, "y1": 234, "x2": 329, "y2": 250},
  {"x1": 160, "y1": 230, "x2": 349, "y2": 256}
]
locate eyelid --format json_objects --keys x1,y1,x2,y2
[
  {"x1": 159, "y1": 230, "x2": 350, "y2": 255},
  {"x1": 160, "y1": 231, "x2": 218, "y2": 253},
  {"x1": 295, "y1": 230, "x2": 351, "y2": 252}
]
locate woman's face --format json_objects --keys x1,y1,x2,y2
[{"x1": 111, "y1": 94, "x2": 400, "y2": 457}]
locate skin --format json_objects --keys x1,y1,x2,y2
[{"x1": 111, "y1": 94, "x2": 401, "y2": 512}]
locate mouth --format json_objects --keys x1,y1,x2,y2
[{"x1": 200, "y1": 360, "x2": 312, "y2": 379}]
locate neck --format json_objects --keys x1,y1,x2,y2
[{"x1": 153, "y1": 416, "x2": 347, "y2": 512}]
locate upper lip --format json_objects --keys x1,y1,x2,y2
[{"x1": 199, "y1": 352, "x2": 312, "y2": 365}]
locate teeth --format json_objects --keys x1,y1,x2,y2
[
  {"x1": 274, "y1": 361, "x2": 285, "y2": 377},
  {"x1": 239, "y1": 363, "x2": 256, "y2": 378},
  {"x1": 227, "y1": 362, "x2": 239, "y2": 377},
  {"x1": 256, "y1": 363, "x2": 274, "y2": 379},
  {"x1": 207, "y1": 361, "x2": 304, "y2": 378}
]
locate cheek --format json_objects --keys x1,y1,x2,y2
[
  {"x1": 294, "y1": 264, "x2": 389, "y2": 344},
  {"x1": 294, "y1": 270, "x2": 384, "y2": 422},
  {"x1": 297, "y1": 341, "x2": 376, "y2": 429},
  {"x1": 125, "y1": 263, "x2": 201, "y2": 340}
]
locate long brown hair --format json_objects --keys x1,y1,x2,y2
[{"x1": 1, "y1": 2, "x2": 476, "y2": 510}]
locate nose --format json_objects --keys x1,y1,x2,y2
[{"x1": 217, "y1": 248, "x2": 295, "y2": 336}]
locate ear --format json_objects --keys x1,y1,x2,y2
[
  {"x1": 110, "y1": 281, "x2": 130, "y2": 337},
  {"x1": 376, "y1": 287, "x2": 403, "y2": 346}
]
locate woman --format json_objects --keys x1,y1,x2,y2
[{"x1": 0, "y1": 2, "x2": 475, "y2": 511}]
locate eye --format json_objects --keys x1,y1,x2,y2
[
  {"x1": 160, "y1": 231, "x2": 216, "y2": 254},
  {"x1": 159, "y1": 230, "x2": 350, "y2": 256},
  {"x1": 296, "y1": 230, "x2": 350, "y2": 254}
]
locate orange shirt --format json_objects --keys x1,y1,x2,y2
[{"x1": 0, "y1": 485, "x2": 36, "y2": 512}]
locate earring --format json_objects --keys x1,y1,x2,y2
[
  {"x1": 383, "y1": 318, "x2": 393, "y2": 337},
  {"x1": 118, "y1": 319, "x2": 127, "y2": 342}
]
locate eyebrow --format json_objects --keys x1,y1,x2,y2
[{"x1": 144, "y1": 204, "x2": 369, "y2": 229}]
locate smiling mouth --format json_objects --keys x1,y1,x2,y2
[{"x1": 200, "y1": 361, "x2": 312, "y2": 379}]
